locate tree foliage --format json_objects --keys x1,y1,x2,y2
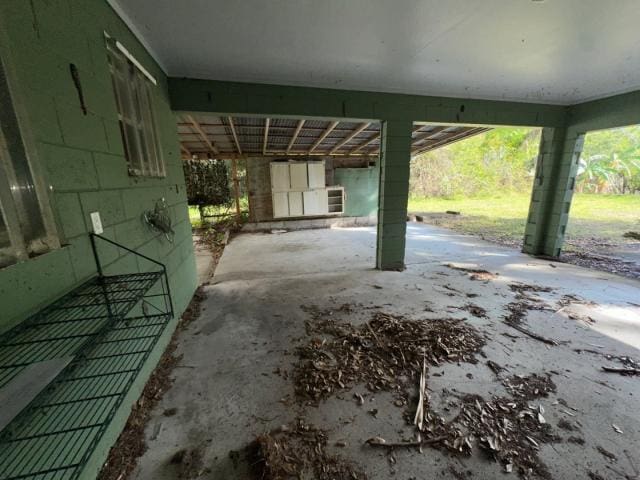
[
  {"x1": 410, "y1": 125, "x2": 640, "y2": 198},
  {"x1": 183, "y1": 159, "x2": 231, "y2": 206},
  {"x1": 578, "y1": 126, "x2": 640, "y2": 194},
  {"x1": 410, "y1": 128, "x2": 541, "y2": 198}
]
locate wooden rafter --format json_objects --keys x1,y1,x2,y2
[
  {"x1": 187, "y1": 115, "x2": 219, "y2": 156},
  {"x1": 309, "y1": 121, "x2": 339, "y2": 153},
  {"x1": 227, "y1": 117, "x2": 242, "y2": 155},
  {"x1": 180, "y1": 144, "x2": 191, "y2": 158},
  {"x1": 329, "y1": 122, "x2": 370, "y2": 154},
  {"x1": 413, "y1": 127, "x2": 490, "y2": 156},
  {"x1": 350, "y1": 132, "x2": 380, "y2": 154},
  {"x1": 287, "y1": 119, "x2": 305, "y2": 154},
  {"x1": 262, "y1": 118, "x2": 270, "y2": 155},
  {"x1": 412, "y1": 126, "x2": 450, "y2": 146}
]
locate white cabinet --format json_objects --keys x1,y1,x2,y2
[
  {"x1": 288, "y1": 191, "x2": 304, "y2": 216},
  {"x1": 289, "y1": 163, "x2": 308, "y2": 190},
  {"x1": 307, "y1": 162, "x2": 325, "y2": 189},
  {"x1": 270, "y1": 160, "x2": 342, "y2": 219},
  {"x1": 272, "y1": 192, "x2": 289, "y2": 218},
  {"x1": 270, "y1": 163, "x2": 290, "y2": 192}
]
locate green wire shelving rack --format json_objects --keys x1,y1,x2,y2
[{"x1": 0, "y1": 233, "x2": 174, "y2": 480}]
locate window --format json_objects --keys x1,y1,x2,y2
[
  {"x1": 106, "y1": 37, "x2": 165, "y2": 177},
  {"x1": 0, "y1": 55, "x2": 59, "y2": 268}
]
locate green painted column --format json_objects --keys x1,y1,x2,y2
[
  {"x1": 376, "y1": 120, "x2": 413, "y2": 270},
  {"x1": 523, "y1": 126, "x2": 585, "y2": 257}
]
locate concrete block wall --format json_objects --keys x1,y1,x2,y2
[
  {"x1": 0, "y1": 1, "x2": 197, "y2": 477},
  {"x1": 523, "y1": 127, "x2": 584, "y2": 256},
  {"x1": 247, "y1": 157, "x2": 274, "y2": 222},
  {"x1": 376, "y1": 120, "x2": 413, "y2": 270}
]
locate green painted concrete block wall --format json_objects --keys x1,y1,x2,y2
[
  {"x1": 334, "y1": 168, "x2": 379, "y2": 217},
  {"x1": 0, "y1": 0, "x2": 197, "y2": 477}
]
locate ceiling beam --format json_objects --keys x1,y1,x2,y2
[
  {"x1": 227, "y1": 117, "x2": 242, "y2": 155},
  {"x1": 287, "y1": 119, "x2": 305, "y2": 154},
  {"x1": 262, "y1": 118, "x2": 270, "y2": 155},
  {"x1": 186, "y1": 115, "x2": 219, "y2": 156},
  {"x1": 188, "y1": 151, "x2": 377, "y2": 160},
  {"x1": 329, "y1": 122, "x2": 370, "y2": 154},
  {"x1": 309, "y1": 121, "x2": 339, "y2": 153}
]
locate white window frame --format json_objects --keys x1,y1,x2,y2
[
  {"x1": 106, "y1": 34, "x2": 165, "y2": 178},
  {"x1": 0, "y1": 44, "x2": 60, "y2": 268}
]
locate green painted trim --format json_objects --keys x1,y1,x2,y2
[
  {"x1": 168, "y1": 78, "x2": 568, "y2": 127},
  {"x1": 568, "y1": 90, "x2": 640, "y2": 132}
]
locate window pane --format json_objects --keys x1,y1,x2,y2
[
  {"x1": 106, "y1": 39, "x2": 164, "y2": 178},
  {"x1": 0, "y1": 201, "x2": 10, "y2": 249},
  {"x1": 0, "y1": 59, "x2": 45, "y2": 245}
]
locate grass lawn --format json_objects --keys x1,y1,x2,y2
[{"x1": 408, "y1": 193, "x2": 640, "y2": 246}]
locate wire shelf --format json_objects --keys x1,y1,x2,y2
[{"x1": 0, "y1": 234, "x2": 174, "y2": 480}]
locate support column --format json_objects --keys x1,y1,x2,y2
[
  {"x1": 376, "y1": 120, "x2": 413, "y2": 270},
  {"x1": 523, "y1": 127, "x2": 585, "y2": 257}
]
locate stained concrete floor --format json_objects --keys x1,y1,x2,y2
[{"x1": 132, "y1": 223, "x2": 640, "y2": 480}]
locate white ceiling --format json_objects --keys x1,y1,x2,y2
[{"x1": 110, "y1": 0, "x2": 640, "y2": 105}]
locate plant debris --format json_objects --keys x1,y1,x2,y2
[
  {"x1": 461, "y1": 303, "x2": 488, "y2": 318},
  {"x1": 170, "y1": 447, "x2": 207, "y2": 479},
  {"x1": 557, "y1": 419, "x2": 578, "y2": 432},
  {"x1": 596, "y1": 445, "x2": 617, "y2": 462},
  {"x1": 445, "y1": 264, "x2": 498, "y2": 281},
  {"x1": 97, "y1": 287, "x2": 207, "y2": 480},
  {"x1": 502, "y1": 374, "x2": 556, "y2": 400},
  {"x1": 250, "y1": 419, "x2": 367, "y2": 480},
  {"x1": 402, "y1": 393, "x2": 559, "y2": 479},
  {"x1": 294, "y1": 310, "x2": 485, "y2": 403},
  {"x1": 503, "y1": 285, "x2": 560, "y2": 346},
  {"x1": 602, "y1": 366, "x2": 640, "y2": 376},
  {"x1": 623, "y1": 231, "x2": 640, "y2": 241}
]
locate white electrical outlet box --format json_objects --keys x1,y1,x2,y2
[{"x1": 90, "y1": 212, "x2": 103, "y2": 234}]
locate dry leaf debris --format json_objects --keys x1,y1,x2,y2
[
  {"x1": 294, "y1": 309, "x2": 485, "y2": 403},
  {"x1": 251, "y1": 419, "x2": 366, "y2": 480}
]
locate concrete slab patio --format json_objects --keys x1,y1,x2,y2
[{"x1": 132, "y1": 223, "x2": 640, "y2": 480}]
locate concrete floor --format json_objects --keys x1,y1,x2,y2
[{"x1": 133, "y1": 223, "x2": 640, "y2": 480}]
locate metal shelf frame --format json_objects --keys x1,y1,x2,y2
[{"x1": 0, "y1": 234, "x2": 174, "y2": 480}]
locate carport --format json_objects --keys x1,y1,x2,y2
[{"x1": 1, "y1": 1, "x2": 640, "y2": 479}]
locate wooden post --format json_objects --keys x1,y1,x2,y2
[{"x1": 232, "y1": 158, "x2": 241, "y2": 221}]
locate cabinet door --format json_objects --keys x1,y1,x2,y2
[
  {"x1": 288, "y1": 191, "x2": 303, "y2": 216},
  {"x1": 272, "y1": 192, "x2": 289, "y2": 218},
  {"x1": 307, "y1": 162, "x2": 325, "y2": 189},
  {"x1": 303, "y1": 190, "x2": 319, "y2": 215},
  {"x1": 315, "y1": 188, "x2": 329, "y2": 214},
  {"x1": 289, "y1": 163, "x2": 308, "y2": 190},
  {"x1": 270, "y1": 163, "x2": 290, "y2": 192}
]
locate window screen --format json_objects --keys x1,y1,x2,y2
[{"x1": 107, "y1": 39, "x2": 165, "y2": 177}]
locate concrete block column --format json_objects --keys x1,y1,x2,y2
[
  {"x1": 523, "y1": 126, "x2": 585, "y2": 257},
  {"x1": 376, "y1": 120, "x2": 413, "y2": 270}
]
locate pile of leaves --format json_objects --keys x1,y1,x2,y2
[
  {"x1": 395, "y1": 375, "x2": 558, "y2": 478},
  {"x1": 502, "y1": 374, "x2": 557, "y2": 400},
  {"x1": 447, "y1": 395, "x2": 559, "y2": 478},
  {"x1": 250, "y1": 419, "x2": 367, "y2": 480},
  {"x1": 294, "y1": 309, "x2": 485, "y2": 403}
]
